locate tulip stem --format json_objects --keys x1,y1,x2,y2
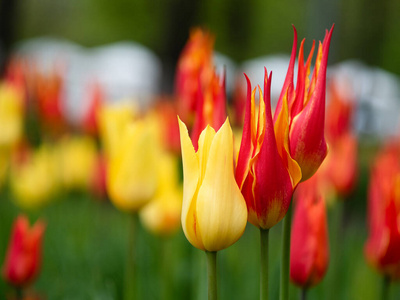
[
  {"x1": 381, "y1": 275, "x2": 390, "y2": 300},
  {"x1": 206, "y1": 251, "x2": 218, "y2": 300},
  {"x1": 260, "y1": 228, "x2": 270, "y2": 300},
  {"x1": 15, "y1": 287, "x2": 23, "y2": 300},
  {"x1": 300, "y1": 288, "x2": 307, "y2": 300},
  {"x1": 124, "y1": 213, "x2": 138, "y2": 300},
  {"x1": 280, "y1": 200, "x2": 293, "y2": 300}
]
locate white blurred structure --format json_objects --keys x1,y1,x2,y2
[{"x1": 15, "y1": 38, "x2": 162, "y2": 125}]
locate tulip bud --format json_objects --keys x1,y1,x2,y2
[
  {"x1": 179, "y1": 117, "x2": 247, "y2": 251},
  {"x1": 2, "y1": 215, "x2": 46, "y2": 287},
  {"x1": 290, "y1": 175, "x2": 329, "y2": 287}
]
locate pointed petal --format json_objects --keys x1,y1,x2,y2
[
  {"x1": 178, "y1": 118, "x2": 204, "y2": 250},
  {"x1": 196, "y1": 119, "x2": 247, "y2": 251}
]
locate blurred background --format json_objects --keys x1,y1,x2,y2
[{"x1": 0, "y1": 0, "x2": 400, "y2": 299}]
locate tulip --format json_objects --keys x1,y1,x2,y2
[
  {"x1": 365, "y1": 144, "x2": 400, "y2": 278},
  {"x1": 179, "y1": 117, "x2": 247, "y2": 251},
  {"x1": 106, "y1": 114, "x2": 160, "y2": 213},
  {"x1": 175, "y1": 28, "x2": 214, "y2": 124},
  {"x1": 81, "y1": 81, "x2": 103, "y2": 136},
  {"x1": 140, "y1": 153, "x2": 182, "y2": 236},
  {"x1": 57, "y1": 135, "x2": 98, "y2": 192},
  {"x1": 290, "y1": 174, "x2": 329, "y2": 289},
  {"x1": 324, "y1": 133, "x2": 358, "y2": 197},
  {"x1": 273, "y1": 25, "x2": 334, "y2": 182},
  {"x1": 191, "y1": 70, "x2": 227, "y2": 151},
  {"x1": 236, "y1": 70, "x2": 301, "y2": 300},
  {"x1": 236, "y1": 71, "x2": 301, "y2": 230},
  {"x1": 2, "y1": 215, "x2": 46, "y2": 288},
  {"x1": 0, "y1": 82, "x2": 24, "y2": 149},
  {"x1": 97, "y1": 102, "x2": 137, "y2": 161},
  {"x1": 10, "y1": 144, "x2": 59, "y2": 210}
]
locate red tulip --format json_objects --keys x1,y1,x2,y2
[
  {"x1": 175, "y1": 28, "x2": 214, "y2": 125},
  {"x1": 235, "y1": 70, "x2": 301, "y2": 229},
  {"x1": 365, "y1": 144, "x2": 400, "y2": 278},
  {"x1": 274, "y1": 25, "x2": 334, "y2": 181},
  {"x1": 2, "y1": 215, "x2": 46, "y2": 287},
  {"x1": 290, "y1": 174, "x2": 329, "y2": 287},
  {"x1": 82, "y1": 80, "x2": 104, "y2": 136}
]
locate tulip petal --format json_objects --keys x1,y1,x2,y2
[
  {"x1": 196, "y1": 119, "x2": 247, "y2": 251},
  {"x1": 178, "y1": 118, "x2": 204, "y2": 250}
]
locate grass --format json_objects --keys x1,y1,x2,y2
[{"x1": 0, "y1": 182, "x2": 399, "y2": 299}]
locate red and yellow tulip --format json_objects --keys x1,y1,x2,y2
[
  {"x1": 235, "y1": 70, "x2": 301, "y2": 229},
  {"x1": 273, "y1": 25, "x2": 334, "y2": 181}
]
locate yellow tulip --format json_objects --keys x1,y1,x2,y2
[
  {"x1": 179, "y1": 117, "x2": 247, "y2": 252},
  {"x1": 57, "y1": 135, "x2": 97, "y2": 191},
  {"x1": 10, "y1": 145, "x2": 59, "y2": 209},
  {"x1": 97, "y1": 101, "x2": 137, "y2": 160},
  {"x1": 140, "y1": 153, "x2": 182, "y2": 236},
  {"x1": 0, "y1": 83, "x2": 24, "y2": 148},
  {"x1": 106, "y1": 116, "x2": 159, "y2": 212}
]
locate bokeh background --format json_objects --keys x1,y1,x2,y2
[{"x1": 0, "y1": 0, "x2": 400, "y2": 299}]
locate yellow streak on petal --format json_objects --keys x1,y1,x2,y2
[
  {"x1": 274, "y1": 92, "x2": 302, "y2": 187},
  {"x1": 178, "y1": 118, "x2": 204, "y2": 250},
  {"x1": 196, "y1": 119, "x2": 248, "y2": 251}
]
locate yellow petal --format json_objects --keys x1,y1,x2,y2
[
  {"x1": 274, "y1": 91, "x2": 302, "y2": 187},
  {"x1": 196, "y1": 118, "x2": 247, "y2": 251},
  {"x1": 108, "y1": 119, "x2": 158, "y2": 212},
  {"x1": 178, "y1": 118, "x2": 204, "y2": 249}
]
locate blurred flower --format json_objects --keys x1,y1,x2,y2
[
  {"x1": 10, "y1": 144, "x2": 59, "y2": 210},
  {"x1": 273, "y1": 26, "x2": 334, "y2": 181},
  {"x1": 89, "y1": 153, "x2": 108, "y2": 200},
  {"x1": 152, "y1": 99, "x2": 181, "y2": 154},
  {"x1": 290, "y1": 174, "x2": 329, "y2": 287},
  {"x1": 106, "y1": 114, "x2": 160, "y2": 212},
  {"x1": 191, "y1": 70, "x2": 226, "y2": 150},
  {"x1": 235, "y1": 71, "x2": 301, "y2": 229},
  {"x1": 179, "y1": 117, "x2": 247, "y2": 251},
  {"x1": 140, "y1": 153, "x2": 182, "y2": 236},
  {"x1": 323, "y1": 79, "x2": 358, "y2": 197},
  {"x1": 365, "y1": 144, "x2": 400, "y2": 278},
  {"x1": 2, "y1": 215, "x2": 46, "y2": 287},
  {"x1": 31, "y1": 65, "x2": 66, "y2": 135},
  {"x1": 81, "y1": 81, "x2": 104, "y2": 136},
  {"x1": 98, "y1": 101, "x2": 137, "y2": 160},
  {"x1": 0, "y1": 82, "x2": 24, "y2": 148},
  {"x1": 175, "y1": 28, "x2": 214, "y2": 125},
  {"x1": 57, "y1": 135, "x2": 98, "y2": 192},
  {"x1": 324, "y1": 133, "x2": 358, "y2": 197}
]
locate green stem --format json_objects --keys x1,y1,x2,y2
[
  {"x1": 381, "y1": 275, "x2": 390, "y2": 300},
  {"x1": 280, "y1": 201, "x2": 293, "y2": 300},
  {"x1": 124, "y1": 213, "x2": 137, "y2": 300},
  {"x1": 15, "y1": 287, "x2": 23, "y2": 300},
  {"x1": 260, "y1": 228, "x2": 270, "y2": 300},
  {"x1": 300, "y1": 288, "x2": 307, "y2": 300},
  {"x1": 206, "y1": 251, "x2": 218, "y2": 300},
  {"x1": 161, "y1": 237, "x2": 171, "y2": 300}
]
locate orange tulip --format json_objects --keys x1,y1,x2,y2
[
  {"x1": 2, "y1": 215, "x2": 46, "y2": 287},
  {"x1": 175, "y1": 28, "x2": 214, "y2": 125},
  {"x1": 235, "y1": 70, "x2": 301, "y2": 229},
  {"x1": 290, "y1": 174, "x2": 329, "y2": 287},
  {"x1": 365, "y1": 144, "x2": 400, "y2": 278}
]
